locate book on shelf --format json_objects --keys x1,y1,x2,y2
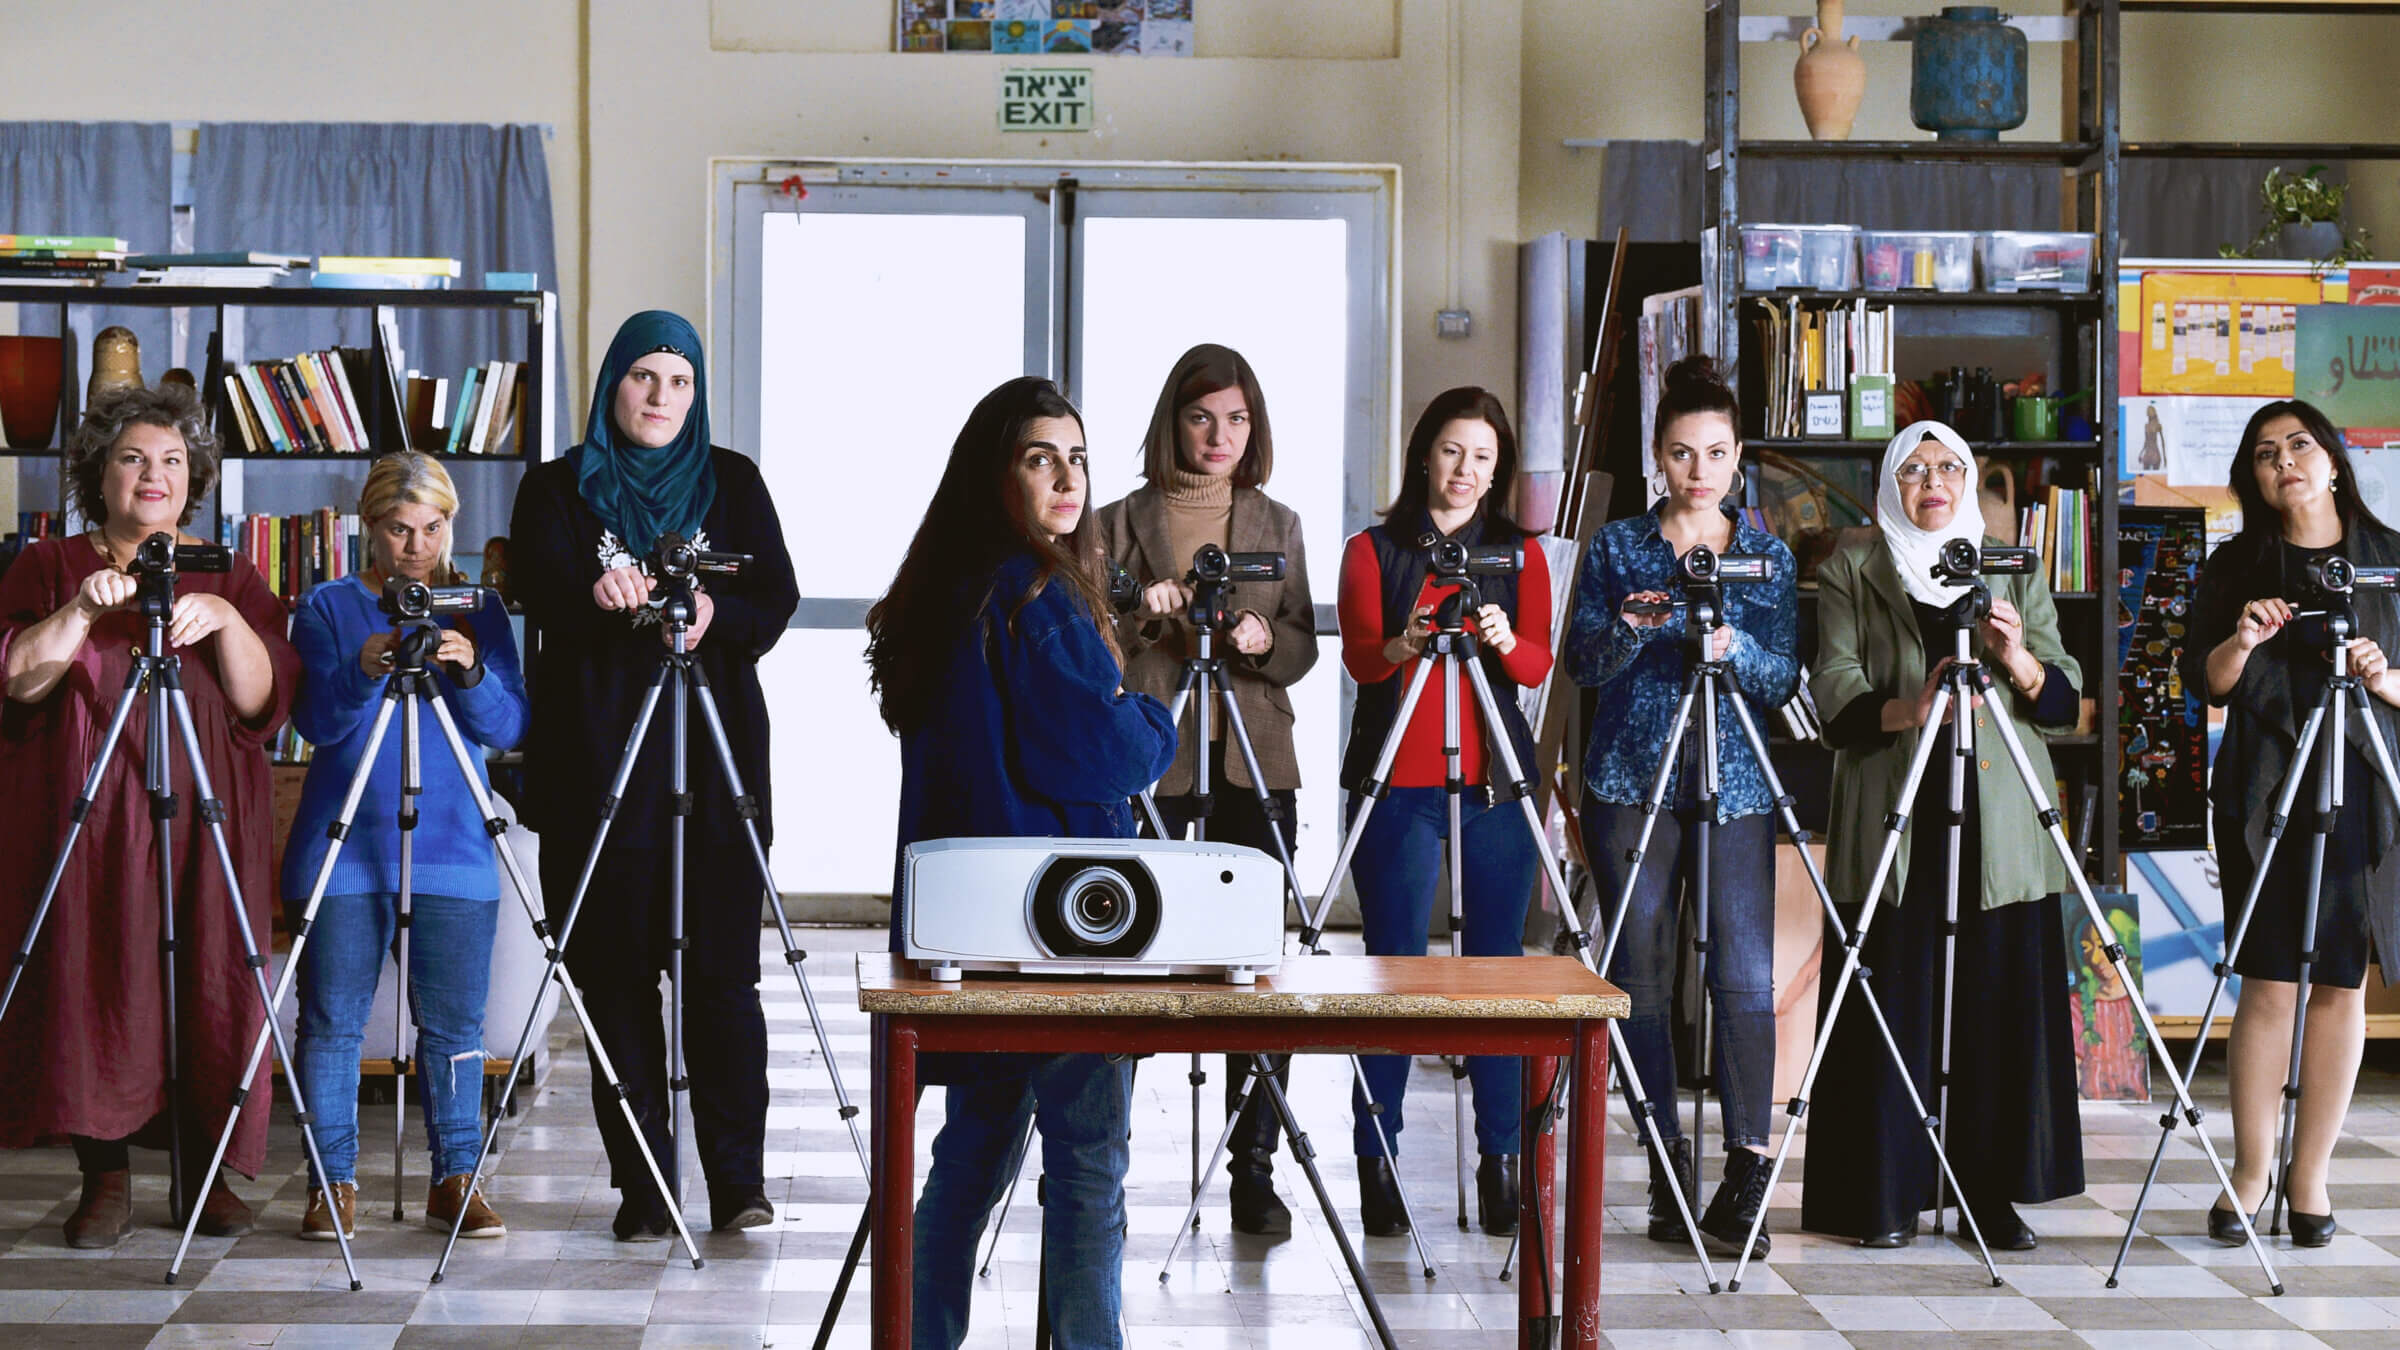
[
  {"x1": 309, "y1": 271, "x2": 451, "y2": 290},
  {"x1": 136, "y1": 266, "x2": 290, "y2": 287},
  {"x1": 0, "y1": 256, "x2": 124, "y2": 277},
  {"x1": 123, "y1": 251, "x2": 309, "y2": 269},
  {"x1": 1745, "y1": 295, "x2": 1897, "y2": 439},
  {"x1": 0, "y1": 234, "x2": 128, "y2": 252},
  {"x1": 223, "y1": 508, "x2": 363, "y2": 604},
  {"x1": 404, "y1": 374, "x2": 451, "y2": 449},
  {"x1": 221, "y1": 348, "x2": 381, "y2": 455},
  {"x1": 2012, "y1": 462, "x2": 2093, "y2": 594},
  {"x1": 12, "y1": 512, "x2": 64, "y2": 542},
  {"x1": 317, "y1": 255, "x2": 462, "y2": 278}
]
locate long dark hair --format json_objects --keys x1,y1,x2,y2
[
  {"x1": 1381, "y1": 386, "x2": 1524, "y2": 535},
  {"x1": 2224, "y1": 399, "x2": 2392, "y2": 563},
  {"x1": 867, "y1": 376, "x2": 1119, "y2": 735},
  {"x1": 1138, "y1": 343, "x2": 1274, "y2": 488}
]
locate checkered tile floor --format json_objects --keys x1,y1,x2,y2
[{"x1": 3, "y1": 926, "x2": 2398, "y2": 1348}]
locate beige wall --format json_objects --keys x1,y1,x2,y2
[{"x1": 5, "y1": 2, "x2": 2397, "y2": 448}]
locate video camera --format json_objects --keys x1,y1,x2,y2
[
  {"x1": 648, "y1": 532, "x2": 751, "y2": 584},
  {"x1": 1424, "y1": 536, "x2": 1523, "y2": 580},
  {"x1": 2282, "y1": 552, "x2": 2400, "y2": 651},
  {"x1": 379, "y1": 575, "x2": 486, "y2": 624},
  {"x1": 1103, "y1": 557, "x2": 1142, "y2": 614},
  {"x1": 2304, "y1": 555, "x2": 2400, "y2": 596},
  {"x1": 1680, "y1": 544, "x2": 1775, "y2": 586},
  {"x1": 1928, "y1": 539, "x2": 2040, "y2": 626},
  {"x1": 130, "y1": 532, "x2": 230, "y2": 576},
  {"x1": 1189, "y1": 543, "x2": 1285, "y2": 586}
]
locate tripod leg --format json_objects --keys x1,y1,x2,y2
[
  {"x1": 147, "y1": 667, "x2": 190, "y2": 1224},
  {"x1": 1977, "y1": 671, "x2": 2283, "y2": 1295},
  {"x1": 2103, "y1": 699, "x2": 2324, "y2": 1284},
  {"x1": 668, "y1": 656, "x2": 690, "y2": 1210},
  {"x1": 1300, "y1": 655, "x2": 1441, "y2": 945},
  {"x1": 1256, "y1": 1070, "x2": 1399, "y2": 1350},
  {"x1": 426, "y1": 679, "x2": 705, "y2": 1280},
  {"x1": 1692, "y1": 685, "x2": 1721, "y2": 1169},
  {"x1": 684, "y1": 666, "x2": 873, "y2": 1177},
  {"x1": 1161, "y1": 1065, "x2": 1257, "y2": 1275},
  {"x1": 1717, "y1": 690, "x2": 2005, "y2": 1286},
  {"x1": 157, "y1": 684, "x2": 366, "y2": 1289},
  {"x1": 2274, "y1": 679, "x2": 2343, "y2": 1237},
  {"x1": 393, "y1": 693, "x2": 422, "y2": 1222},
  {"x1": 1932, "y1": 664, "x2": 1972, "y2": 1237},
  {"x1": 0, "y1": 656, "x2": 145, "y2": 1023},
  {"x1": 1590, "y1": 668, "x2": 1704, "y2": 976},
  {"x1": 1438, "y1": 651, "x2": 1473, "y2": 1228}
]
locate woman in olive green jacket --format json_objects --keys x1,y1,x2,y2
[{"x1": 1797, "y1": 421, "x2": 2087, "y2": 1251}]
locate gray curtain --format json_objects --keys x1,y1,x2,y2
[
  {"x1": 0, "y1": 122, "x2": 175, "y2": 440},
  {"x1": 188, "y1": 122, "x2": 560, "y2": 447},
  {"x1": 1597, "y1": 138, "x2": 2322, "y2": 258}
]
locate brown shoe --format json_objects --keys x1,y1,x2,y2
[
  {"x1": 426, "y1": 1174, "x2": 506, "y2": 1239},
  {"x1": 299, "y1": 1182, "x2": 356, "y2": 1242},
  {"x1": 196, "y1": 1176, "x2": 254, "y2": 1238},
  {"x1": 64, "y1": 1169, "x2": 131, "y2": 1249}
]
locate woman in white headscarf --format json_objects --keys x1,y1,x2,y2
[{"x1": 1798, "y1": 421, "x2": 2087, "y2": 1251}]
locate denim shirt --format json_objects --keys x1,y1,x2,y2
[{"x1": 1566, "y1": 508, "x2": 1800, "y2": 822}]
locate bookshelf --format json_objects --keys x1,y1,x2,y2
[
  {"x1": 0, "y1": 285, "x2": 556, "y2": 599},
  {"x1": 1703, "y1": 2, "x2": 2124, "y2": 883}
]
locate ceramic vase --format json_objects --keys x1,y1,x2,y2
[
  {"x1": 1910, "y1": 5, "x2": 2028, "y2": 142},
  {"x1": 1794, "y1": 0, "x2": 1866, "y2": 141},
  {"x1": 0, "y1": 335, "x2": 65, "y2": 448},
  {"x1": 87, "y1": 325, "x2": 143, "y2": 404}
]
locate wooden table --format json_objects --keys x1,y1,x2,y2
[{"x1": 858, "y1": 953, "x2": 1629, "y2": 1350}]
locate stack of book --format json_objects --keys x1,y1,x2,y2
[
  {"x1": 221, "y1": 349, "x2": 380, "y2": 455},
  {"x1": 1748, "y1": 296, "x2": 1896, "y2": 438},
  {"x1": 130, "y1": 251, "x2": 309, "y2": 287},
  {"x1": 312, "y1": 256, "x2": 461, "y2": 291},
  {"x1": 439, "y1": 359, "x2": 524, "y2": 455},
  {"x1": 2016, "y1": 463, "x2": 2092, "y2": 593},
  {"x1": 13, "y1": 511, "x2": 65, "y2": 542},
  {"x1": 224, "y1": 507, "x2": 362, "y2": 603},
  {"x1": 0, "y1": 234, "x2": 128, "y2": 285}
]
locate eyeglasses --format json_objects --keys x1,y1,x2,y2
[{"x1": 1895, "y1": 459, "x2": 1971, "y2": 486}]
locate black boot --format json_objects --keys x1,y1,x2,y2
[
  {"x1": 1476, "y1": 1154, "x2": 1520, "y2": 1236},
  {"x1": 1646, "y1": 1135, "x2": 1697, "y2": 1243},
  {"x1": 1227, "y1": 1149, "x2": 1293, "y2": 1236},
  {"x1": 1358, "y1": 1156, "x2": 1410, "y2": 1237},
  {"x1": 1696, "y1": 1149, "x2": 1773, "y2": 1258}
]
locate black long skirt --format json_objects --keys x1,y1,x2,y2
[{"x1": 1799, "y1": 771, "x2": 2086, "y2": 1240}]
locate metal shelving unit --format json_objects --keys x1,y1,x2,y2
[{"x1": 1703, "y1": 0, "x2": 2125, "y2": 881}]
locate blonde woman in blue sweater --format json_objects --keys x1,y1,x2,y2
[{"x1": 282, "y1": 453, "x2": 527, "y2": 1242}]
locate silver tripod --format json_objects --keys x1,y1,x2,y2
[
  {"x1": 2106, "y1": 584, "x2": 2398, "y2": 1286},
  {"x1": 1306, "y1": 564, "x2": 1695, "y2": 1291},
  {"x1": 1727, "y1": 567, "x2": 2281, "y2": 1296},
  {"x1": 431, "y1": 539, "x2": 869, "y2": 1279},
  {"x1": 0, "y1": 540, "x2": 360, "y2": 1290}
]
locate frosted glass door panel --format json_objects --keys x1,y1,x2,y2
[
  {"x1": 1077, "y1": 215, "x2": 1351, "y2": 895},
  {"x1": 760, "y1": 630, "x2": 898, "y2": 896},
  {"x1": 756, "y1": 210, "x2": 1031, "y2": 597}
]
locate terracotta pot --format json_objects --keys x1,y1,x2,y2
[
  {"x1": 0, "y1": 335, "x2": 66, "y2": 449},
  {"x1": 1794, "y1": 0, "x2": 1866, "y2": 141}
]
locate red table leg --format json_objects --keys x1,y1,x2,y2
[
  {"x1": 1521, "y1": 1050, "x2": 1559, "y2": 1349},
  {"x1": 1564, "y1": 1019, "x2": 1608, "y2": 1350},
  {"x1": 871, "y1": 1016, "x2": 917, "y2": 1350}
]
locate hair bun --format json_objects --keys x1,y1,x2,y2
[{"x1": 1662, "y1": 355, "x2": 1727, "y2": 394}]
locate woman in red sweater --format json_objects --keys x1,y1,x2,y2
[{"x1": 1335, "y1": 387, "x2": 1551, "y2": 1237}]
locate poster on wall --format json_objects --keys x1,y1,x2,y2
[
  {"x1": 898, "y1": 0, "x2": 1193, "y2": 55},
  {"x1": 2063, "y1": 892, "x2": 2150, "y2": 1102},
  {"x1": 2118, "y1": 507, "x2": 2208, "y2": 851},
  {"x1": 2135, "y1": 271, "x2": 2323, "y2": 398},
  {"x1": 2295, "y1": 303, "x2": 2400, "y2": 446}
]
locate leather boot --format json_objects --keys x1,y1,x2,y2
[
  {"x1": 1696, "y1": 1148, "x2": 1773, "y2": 1258},
  {"x1": 1646, "y1": 1135, "x2": 1696, "y2": 1243},
  {"x1": 1357, "y1": 1156, "x2": 1410, "y2": 1237},
  {"x1": 1476, "y1": 1154, "x2": 1520, "y2": 1236},
  {"x1": 1227, "y1": 1149, "x2": 1292, "y2": 1236},
  {"x1": 64, "y1": 1169, "x2": 131, "y2": 1250},
  {"x1": 196, "y1": 1175, "x2": 254, "y2": 1238}
]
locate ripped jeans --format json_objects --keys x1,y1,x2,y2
[{"x1": 293, "y1": 892, "x2": 497, "y2": 1185}]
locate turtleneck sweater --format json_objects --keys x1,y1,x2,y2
[{"x1": 1160, "y1": 464, "x2": 1232, "y2": 571}]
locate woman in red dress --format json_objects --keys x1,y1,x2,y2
[{"x1": 0, "y1": 385, "x2": 298, "y2": 1248}]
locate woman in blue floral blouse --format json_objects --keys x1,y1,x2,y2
[{"x1": 1565, "y1": 355, "x2": 1797, "y2": 1260}]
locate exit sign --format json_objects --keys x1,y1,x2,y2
[{"x1": 1000, "y1": 68, "x2": 1092, "y2": 133}]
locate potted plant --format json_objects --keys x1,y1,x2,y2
[{"x1": 2224, "y1": 164, "x2": 2372, "y2": 263}]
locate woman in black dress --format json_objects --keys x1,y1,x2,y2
[
  {"x1": 2183, "y1": 399, "x2": 2400, "y2": 1248},
  {"x1": 509, "y1": 310, "x2": 799, "y2": 1239}
]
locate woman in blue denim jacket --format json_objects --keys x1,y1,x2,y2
[
  {"x1": 867, "y1": 376, "x2": 1175, "y2": 1350},
  {"x1": 1565, "y1": 357, "x2": 1796, "y2": 1260}
]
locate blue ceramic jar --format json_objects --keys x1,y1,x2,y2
[{"x1": 1910, "y1": 6, "x2": 2028, "y2": 142}]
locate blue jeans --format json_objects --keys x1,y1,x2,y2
[
  {"x1": 913, "y1": 1053, "x2": 1132, "y2": 1350},
  {"x1": 1347, "y1": 788, "x2": 1536, "y2": 1157},
  {"x1": 293, "y1": 893, "x2": 497, "y2": 1185},
  {"x1": 1582, "y1": 799, "x2": 1777, "y2": 1150}
]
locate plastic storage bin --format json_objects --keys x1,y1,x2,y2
[
  {"x1": 1980, "y1": 230, "x2": 2096, "y2": 292},
  {"x1": 1860, "y1": 230, "x2": 1978, "y2": 292},
  {"x1": 1742, "y1": 224, "x2": 1859, "y2": 290}
]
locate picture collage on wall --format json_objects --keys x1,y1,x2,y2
[{"x1": 898, "y1": 1, "x2": 1194, "y2": 56}]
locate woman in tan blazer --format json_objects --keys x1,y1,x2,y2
[{"x1": 1089, "y1": 343, "x2": 1317, "y2": 1236}]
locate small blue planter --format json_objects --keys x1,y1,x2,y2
[{"x1": 1911, "y1": 6, "x2": 2028, "y2": 142}]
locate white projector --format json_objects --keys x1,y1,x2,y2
[{"x1": 900, "y1": 837, "x2": 1287, "y2": 983}]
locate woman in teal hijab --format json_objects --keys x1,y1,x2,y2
[{"x1": 509, "y1": 310, "x2": 799, "y2": 1241}]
